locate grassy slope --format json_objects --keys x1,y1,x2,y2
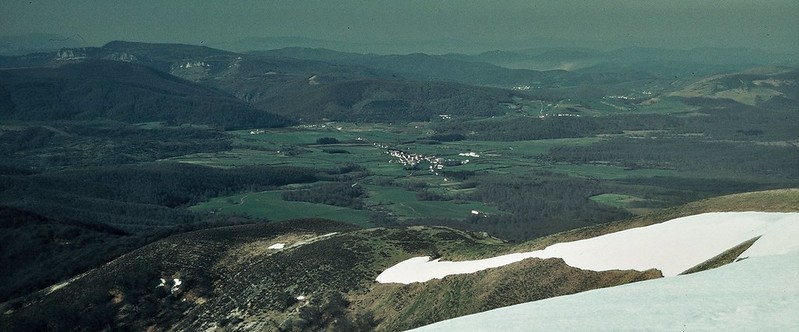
[
  {"x1": 513, "y1": 188, "x2": 799, "y2": 253},
  {"x1": 3, "y1": 189, "x2": 796, "y2": 331},
  {"x1": 363, "y1": 188, "x2": 799, "y2": 330},
  {"x1": 190, "y1": 191, "x2": 373, "y2": 227},
  {"x1": 360, "y1": 259, "x2": 659, "y2": 331}
]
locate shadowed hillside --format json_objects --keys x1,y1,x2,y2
[
  {"x1": 4, "y1": 189, "x2": 795, "y2": 331},
  {"x1": 0, "y1": 60, "x2": 291, "y2": 129}
]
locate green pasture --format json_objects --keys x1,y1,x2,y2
[
  {"x1": 542, "y1": 163, "x2": 679, "y2": 179},
  {"x1": 188, "y1": 182, "x2": 505, "y2": 226},
  {"x1": 363, "y1": 185, "x2": 504, "y2": 220},
  {"x1": 166, "y1": 123, "x2": 683, "y2": 184},
  {"x1": 190, "y1": 191, "x2": 373, "y2": 227},
  {"x1": 589, "y1": 193, "x2": 644, "y2": 208},
  {"x1": 635, "y1": 96, "x2": 699, "y2": 114},
  {"x1": 445, "y1": 137, "x2": 600, "y2": 156},
  {"x1": 178, "y1": 122, "x2": 689, "y2": 224}
]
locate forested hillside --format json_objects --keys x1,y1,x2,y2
[
  {"x1": 1, "y1": 40, "x2": 797, "y2": 331},
  {"x1": 0, "y1": 60, "x2": 291, "y2": 129}
]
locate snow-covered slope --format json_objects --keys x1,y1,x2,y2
[
  {"x1": 377, "y1": 212, "x2": 799, "y2": 283},
  {"x1": 408, "y1": 211, "x2": 799, "y2": 331},
  {"x1": 410, "y1": 250, "x2": 799, "y2": 331}
]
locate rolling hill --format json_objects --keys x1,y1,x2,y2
[
  {"x1": 227, "y1": 77, "x2": 516, "y2": 122},
  {"x1": 0, "y1": 42, "x2": 531, "y2": 123},
  {"x1": 669, "y1": 67, "x2": 799, "y2": 107},
  {"x1": 0, "y1": 59, "x2": 291, "y2": 129},
  {"x1": 2, "y1": 189, "x2": 797, "y2": 331},
  {"x1": 1, "y1": 40, "x2": 797, "y2": 331},
  {"x1": 448, "y1": 47, "x2": 799, "y2": 76},
  {"x1": 251, "y1": 47, "x2": 655, "y2": 88}
]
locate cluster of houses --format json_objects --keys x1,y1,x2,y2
[
  {"x1": 471, "y1": 209, "x2": 488, "y2": 217},
  {"x1": 538, "y1": 112, "x2": 582, "y2": 119},
  {"x1": 379, "y1": 144, "x2": 474, "y2": 176},
  {"x1": 604, "y1": 95, "x2": 635, "y2": 100},
  {"x1": 177, "y1": 61, "x2": 209, "y2": 69},
  {"x1": 604, "y1": 90, "x2": 653, "y2": 100}
]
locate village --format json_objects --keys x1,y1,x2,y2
[{"x1": 378, "y1": 143, "x2": 474, "y2": 178}]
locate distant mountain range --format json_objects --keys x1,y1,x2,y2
[
  {"x1": 1, "y1": 40, "x2": 797, "y2": 126},
  {"x1": 443, "y1": 46, "x2": 799, "y2": 75},
  {"x1": 0, "y1": 59, "x2": 291, "y2": 129},
  {"x1": 0, "y1": 34, "x2": 86, "y2": 56},
  {"x1": 1, "y1": 38, "x2": 797, "y2": 331}
]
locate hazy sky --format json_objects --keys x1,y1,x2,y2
[{"x1": 2, "y1": 1, "x2": 797, "y2": 54}]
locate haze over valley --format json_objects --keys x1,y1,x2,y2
[{"x1": 1, "y1": 1, "x2": 798, "y2": 331}]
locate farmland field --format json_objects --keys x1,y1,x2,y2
[
  {"x1": 190, "y1": 191, "x2": 373, "y2": 227},
  {"x1": 171, "y1": 103, "x2": 798, "y2": 236}
]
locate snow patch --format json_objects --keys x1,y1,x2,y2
[
  {"x1": 56, "y1": 48, "x2": 87, "y2": 60},
  {"x1": 268, "y1": 243, "x2": 286, "y2": 250},
  {"x1": 156, "y1": 277, "x2": 183, "y2": 294},
  {"x1": 179, "y1": 61, "x2": 208, "y2": 69},
  {"x1": 377, "y1": 212, "x2": 799, "y2": 283},
  {"x1": 171, "y1": 278, "x2": 182, "y2": 294},
  {"x1": 410, "y1": 251, "x2": 799, "y2": 331}
]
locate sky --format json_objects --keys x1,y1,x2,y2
[{"x1": 1, "y1": 1, "x2": 797, "y2": 54}]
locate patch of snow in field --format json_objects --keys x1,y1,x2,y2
[
  {"x1": 410, "y1": 250, "x2": 799, "y2": 331},
  {"x1": 376, "y1": 212, "x2": 799, "y2": 283},
  {"x1": 45, "y1": 280, "x2": 72, "y2": 294},
  {"x1": 268, "y1": 243, "x2": 286, "y2": 250},
  {"x1": 292, "y1": 232, "x2": 339, "y2": 247},
  {"x1": 171, "y1": 278, "x2": 182, "y2": 294}
]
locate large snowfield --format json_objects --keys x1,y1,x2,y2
[
  {"x1": 410, "y1": 250, "x2": 799, "y2": 331},
  {"x1": 397, "y1": 212, "x2": 799, "y2": 331},
  {"x1": 377, "y1": 212, "x2": 799, "y2": 283}
]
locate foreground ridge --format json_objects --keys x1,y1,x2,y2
[{"x1": 378, "y1": 212, "x2": 799, "y2": 283}]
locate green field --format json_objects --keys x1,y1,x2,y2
[
  {"x1": 173, "y1": 116, "x2": 779, "y2": 231},
  {"x1": 189, "y1": 183, "x2": 504, "y2": 226},
  {"x1": 589, "y1": 193, "x2": 645, "y2": 208},
  {"x1": 190, "y1": 191, "x2": 373, "y2": 227},
  {"x1": 542, "y1": 163, "x2": 679, "y2": 179},
  {"x1": 167, "y1": 127, "x2": 604, "y2": 179},
  {"x1": 363, "y1": 185, "x2": 504, "y2": 220}
]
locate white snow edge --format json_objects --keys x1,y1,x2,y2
[
  {"x1": 410, "y1": 250, "x2": 799, "y2": 331},
  {"x1": 376, "y1": 212, "x2": 799, "y2": 284}
]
